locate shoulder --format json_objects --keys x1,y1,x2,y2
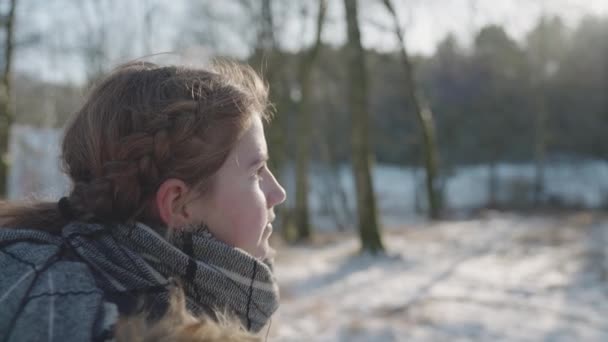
[
  {"x1": 115, "y1": 286, "x2": 263, "y2": 342},
  {"x1": 116, "y1": 313, "x2": 262, "y2": 342},
  {"x1": 0, "y1": 227, "x2": 118, "y2": 341}
]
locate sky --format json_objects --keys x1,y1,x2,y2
[
  {"x1": 12, "y1": 0, "x2": 608, "y2": 84},
  {"x1": 302, "y1": 0, "x2": 608, "y2": 55}
]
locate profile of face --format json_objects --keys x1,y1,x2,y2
[{"x1": 156, "y1": 115, "x2": 286, "y2": 259}]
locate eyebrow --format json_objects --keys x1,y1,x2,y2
[{"x1": 248, "y1": 153, "x2": 269, "y2": 170}]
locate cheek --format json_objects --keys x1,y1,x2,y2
[
  {"x1": 236, "y1": 188, "x2": 267, "y2": 234},
  {"x1": 217, "y1": 184, "x2": 268, "y2": 247}
]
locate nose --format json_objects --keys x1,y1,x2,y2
[{"x1": 267, "y1": 172, "x2": 287, "y2": 208}]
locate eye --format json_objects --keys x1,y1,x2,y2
[{"x1": 254, "y1": 164, "x2": 265, "y2": 180}]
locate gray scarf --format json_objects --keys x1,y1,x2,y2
[{"x1": 0, "y1": 221, "x2": 279, "y2": 341}]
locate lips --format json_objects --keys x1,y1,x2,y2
[{"x1": 263, "y1": 223, "x2": 273, "y2": 237}]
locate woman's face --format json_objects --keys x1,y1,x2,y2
[{"x1": 185, "y1": 116, "x2": 286, "y2": 259}]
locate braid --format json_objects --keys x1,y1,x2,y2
[
  {"x1": 0, "y1": 60, "x2": 271, "y2": 232},
  {"x1": 67, "y1": 104, "x2": 194, "y2": 222},
  {"x1": 47, "y1": 60, "x2": 269, "y2": 229}
]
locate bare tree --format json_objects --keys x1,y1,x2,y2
[
  {"x1": 76, "y1": 0, "x2": 111, "y2": 83},
  {"x1": 381, "y1": 0, "x2": 442, "y2": 219},
  {"x1": 294, "y1": 0, "x2": 327, "y2": 241},
  {"x1": 74, "y1": 0, "x2": 140, "y2": 84},
  {"x1": 234, "y1": 0, "x2": 285, "y2": 169},
  {"x1": 241, "y1": 0, "x2": 295, "y2": 239},
  {"x1": 526, "y1": 14, "x2": 565, "y2": 205},
  {"x1": 0, "y1": 0, "x2": 17, "y2": 196},
  {"x1": 343, "y1": 0, "x2": 384, "y2": 253},
  {"x1": 141, "y1": 0, "x2": 160, "y2": 56},
  {"x1": 316, "y1": 79, "x2": 354, "y2": 232}
]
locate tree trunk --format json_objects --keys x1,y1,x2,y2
[
  {"x1": 316, "y1": 84, "x2": 353, "y2": 232},
  {"x1": 488, "y1": 161, "x2": 498, "y2": 208},
  {"x1": 294, "y1": 0, "x2": 327, "y2": 241},
  {"x1": 0, "y1": 0, "x2": 17, "y2": 197},
  {"x1": 343, "y1": 0, "x2": 384, "y2": 254},
  {"x1": 531, "y1": 23, "x2": 549, "y2": 207},
  {"x1": 248, "y1": 0, "x2": 293, "y2": 241},
  {"x1": 534, "y1": 89, "x2": 547, "y2": 206},
  {"x1": 381, "y1": 0, "x2": 442, "y2": 219},
  {"x1": 413, "y1": 166, "x2": 423, "y2": 214},
  {"x1": 256, "y1": 0, "x2": 282, "y2": 167}
]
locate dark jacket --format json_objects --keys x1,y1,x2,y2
[{"x1": 0, "y1": 227, "x2": 117, "y2": 341}]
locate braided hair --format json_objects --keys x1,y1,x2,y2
[{"x1": 0, "y1": 60, "x2": 271, "y2": 232}]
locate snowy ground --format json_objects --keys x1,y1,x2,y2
[{"x1": 269, "y1": 212, "x2": 608, "y2": 341}]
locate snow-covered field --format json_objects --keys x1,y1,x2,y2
[{"x1": 269, "y1": 212, "x2": 608, "y2": 341}]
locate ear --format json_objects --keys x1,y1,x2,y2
[{"x1": 155, "y1": 178, "x2": 191, "y2": 229}]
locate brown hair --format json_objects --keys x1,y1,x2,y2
[{"x1": 0, "y1": 60, "x2": 271, "y2": 232}]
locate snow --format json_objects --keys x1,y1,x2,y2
[
  {"x1": 8, "y1": 124, "x2": 69, "y2": 200},
  {"x1": 269, "y1": 213, "x2": 608, "y2": 341},
  {"x1": 282, "y1": 160, "x2": 608, "y2": 231}
]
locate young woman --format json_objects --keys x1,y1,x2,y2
[{"x1": 0, "y1": 60, "x2": 286, "y2": 341}]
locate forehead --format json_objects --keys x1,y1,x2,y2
[{"x1": 232, "y1": 116, "x2": 267, "y2": 168}]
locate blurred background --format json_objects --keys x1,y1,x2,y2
[{"x1": 1, "y1": 0, "x2": 607, "y2": 340}]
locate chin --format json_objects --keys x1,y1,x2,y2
[
  {"x1": 260, "y1": 239, "x2": 276, "y2": 259},
  {"x1": 264, "y1": 246, "x2": 276, "y2": 261},
  {"x1": 252, "y1": 247, "x2": 267, "y2": 260}
]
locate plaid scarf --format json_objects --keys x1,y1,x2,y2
[{"x1": 0, "y1": 221, "x2": 279, "y2": 341}]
